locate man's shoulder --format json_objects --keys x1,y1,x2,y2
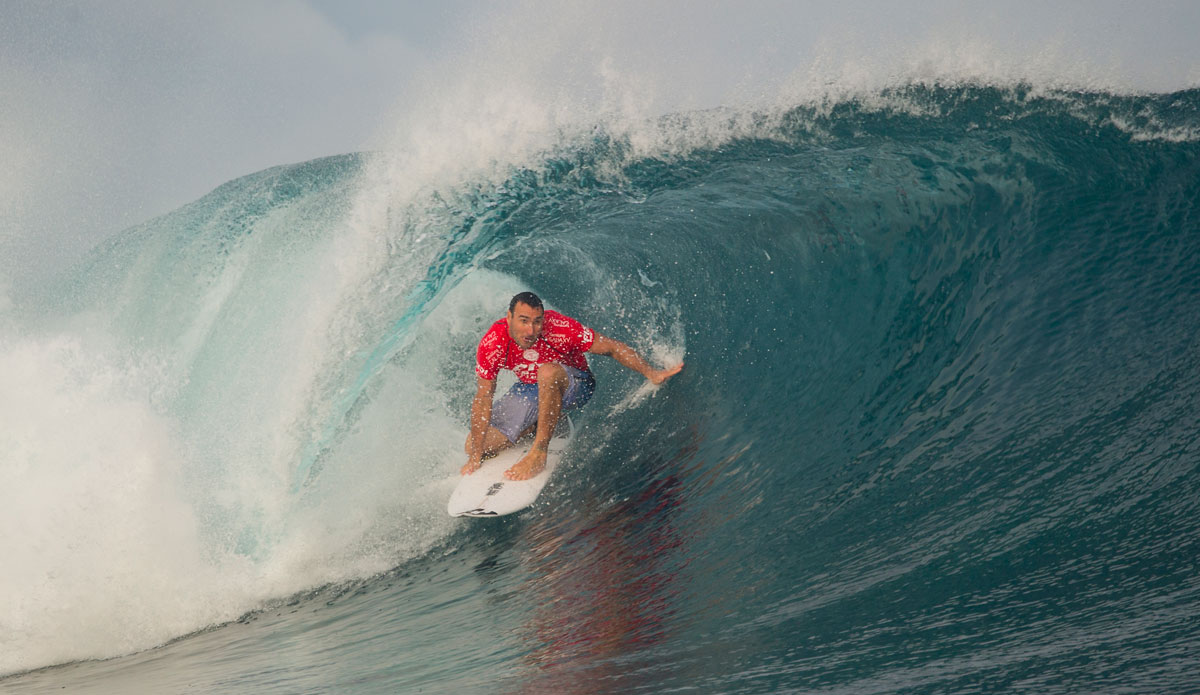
[
  {"x1": 544, "y1": 309, "x2": 579, "y2": 328},
  {"x1": 542, "y1": 310, "x2": 593, "y2": 351},
  {"x1": 481, "y1": 317, "x2": 508, "y2": 337},
  {"x1": 476, "y1": 318, "x2": 509, "y2": 379},
  {"x1": 478, "y1": 318, "x2": 509, "y2": 349}
]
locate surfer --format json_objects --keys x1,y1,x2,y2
[{"x1": 461, "y1": 291, "x2": 683, "y2": 481}]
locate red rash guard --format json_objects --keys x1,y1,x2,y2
[{"x1": 475, "y1": 310, "x2": 595, "y2": 384}]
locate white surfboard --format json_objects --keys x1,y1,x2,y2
[{"x1": 447, "y1": 416, "x2": 575, "y2": 517}]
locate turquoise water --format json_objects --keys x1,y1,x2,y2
[{"x1": 3, "y1": 84, "x2": 1200, "y2": 693}]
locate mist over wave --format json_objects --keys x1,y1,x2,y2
[{"x1": 3, "y1": 78, "x2": 1200, "y2": 693}]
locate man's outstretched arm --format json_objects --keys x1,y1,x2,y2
[{"x1": 588, "y1": 333, "x2": 684, "y2": 385}]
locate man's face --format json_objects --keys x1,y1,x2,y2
[{"x1": 507, "y1": 302, "x2": 545, "y2": 349}]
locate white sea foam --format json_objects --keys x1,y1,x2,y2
[{"x1": 0, "y1": 332, "x2": 224, "y2": 673}]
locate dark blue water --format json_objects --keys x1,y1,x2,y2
[{"x1": 4, "y1": 85, "x2": 1200, "y2": 693}]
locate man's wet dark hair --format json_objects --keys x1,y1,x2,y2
[{"x1": 509, "y1": 291, "x2": 543, "y2": 313}]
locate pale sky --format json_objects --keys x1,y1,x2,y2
[{"x1": 2, "y1": 0, "x2": 1198, "y2": 286}]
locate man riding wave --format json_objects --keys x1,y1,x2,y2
[{"x1": 461, "y1": 291, "x2": 684, "y2": 480}]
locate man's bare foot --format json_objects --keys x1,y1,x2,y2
[
  {"x1": 460, "y1": 448, "x2": 504, "y2": 475},
  {"x1": 504, "y1": 448, "x2": 547, "y2": 481}
]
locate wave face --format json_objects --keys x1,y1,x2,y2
[{"x1": 4, "y1": 85, "x2": 1200, "y2": 692}]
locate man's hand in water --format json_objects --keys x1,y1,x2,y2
[
  {"x1": 587, "y1": 335, "x2": 683, "y2": 387},
  {"x1": 647, "y1": 362, "x2": 684, "y2": 385}
]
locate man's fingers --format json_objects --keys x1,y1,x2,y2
[{"x1": 650, "y1": 362, "x2": 684, "y2": 385}]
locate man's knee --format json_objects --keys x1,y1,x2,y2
[{"x1": 536, "y1": 362, "x2": 568, "y2": 390}]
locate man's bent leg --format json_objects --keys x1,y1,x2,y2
[
  {"x1": 464, "y1": 424, "x2": 517, "y2": 453},
  {"x1": 480, "y1": 426, "x2": 517, "y2": 456},
  {"x1": 470, "y1": 381, "x2": 539, "y2": 458},
  {"x1": 532, "y1": 362, "x2": 569, "y2": 447},
  {"x1": 504, "y1": 363, "x2": 568, "y2": 480}
]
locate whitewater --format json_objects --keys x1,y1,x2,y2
[{"x1": 3, "y1": 26, "x2": 1200, "y2": 693}]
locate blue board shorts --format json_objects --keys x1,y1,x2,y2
[{"x1": 491, "y1": 365, "x2": 596, "y2": 443}]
